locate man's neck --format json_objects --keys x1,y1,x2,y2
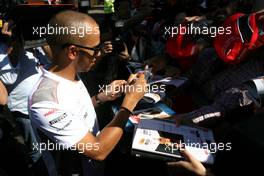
[{"x1": 49, "y1": 64, "x2": 78, "y2": 82}]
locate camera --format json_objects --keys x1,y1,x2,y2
[{"x1": 111, "y1": 37, "x2": 125, "y2": 54}]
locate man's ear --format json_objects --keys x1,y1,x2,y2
[{"x1": 67, "y1": 45, "x2": 78, "y2": 61}]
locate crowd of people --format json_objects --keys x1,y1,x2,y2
[{"x1": 1, "y1": 0, "x2": 264, "y2": 176}]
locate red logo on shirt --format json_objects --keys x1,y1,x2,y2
[{"x1": 44, "y1": 109, "x2": 58, "y2": 117}]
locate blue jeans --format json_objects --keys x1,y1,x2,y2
[{"x1": 13, "y1": 111, "x2": 41, "y2": 165}]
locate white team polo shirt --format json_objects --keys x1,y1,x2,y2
[
  {"x1": 29, "y1": 68, "x2": 100, "y2": 148},
  {"x1": 29, "y1": 68, "x2": 101, "y2": 175}
]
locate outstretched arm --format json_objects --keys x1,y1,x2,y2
[{"x1": 76, "y1": 73, "x2": 147, "y2": 160}]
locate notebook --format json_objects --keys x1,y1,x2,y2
[{"x1": 131, "y1": 118, "x2": 216, "y2": 164}]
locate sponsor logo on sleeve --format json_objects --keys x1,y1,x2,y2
[
  {"x1": 52, "y1": 120, "x2": 73, "y2": 132},
  {"x1": 49, "y1": 113, "x2": 67, "y2": 125}
]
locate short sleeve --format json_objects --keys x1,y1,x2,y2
[{"x1": 29, "y1": 101, "x2": 90, "y2": 148}]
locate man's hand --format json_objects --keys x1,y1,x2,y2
[
  {"x1": 144, "y1": 55, "x2": 167, "y2": 75},
  {"x1": 121, "y1": 73, "x2": 147, "y2": 112},
  {"x1": 185, "y1": 16, "x2": 206, "y2": 22},
  {"x1": 97, "y1": 80, "x2": 127, "y2": 103},
  {"x1": 1, "y1": 21, "x2": 12, "y2": 37},
  {"x1": 167, "y1": 149, "x2": 210, "y2": 176},
  {"x1": 117, "y1": 42, "x2": 130, "y2": 61},
  {"x1": 101, "y1": 41, "x2": 113, "y2": 56}
]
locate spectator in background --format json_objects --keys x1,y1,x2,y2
[
  {"x1": 0, "y1": 20, "x2": 49, "y2": 173},
  {"x1": 174, "y1": 7, "x2": 264, "y2": 125},
  {"x1": 173, "y1": 47, "x2": 264, "y2": 125}
]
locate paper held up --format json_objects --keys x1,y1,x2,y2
[{"x1": 148, "y1": 77, "x2": 188, "y2": 87}]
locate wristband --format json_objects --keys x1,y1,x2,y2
[{"x1": 120, "y1": 106, "x2": 133, "y2": 115}]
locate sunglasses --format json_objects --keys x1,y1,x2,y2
[{"x1": 61, "y1": 43, "x2": 102, "y2": 58}]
